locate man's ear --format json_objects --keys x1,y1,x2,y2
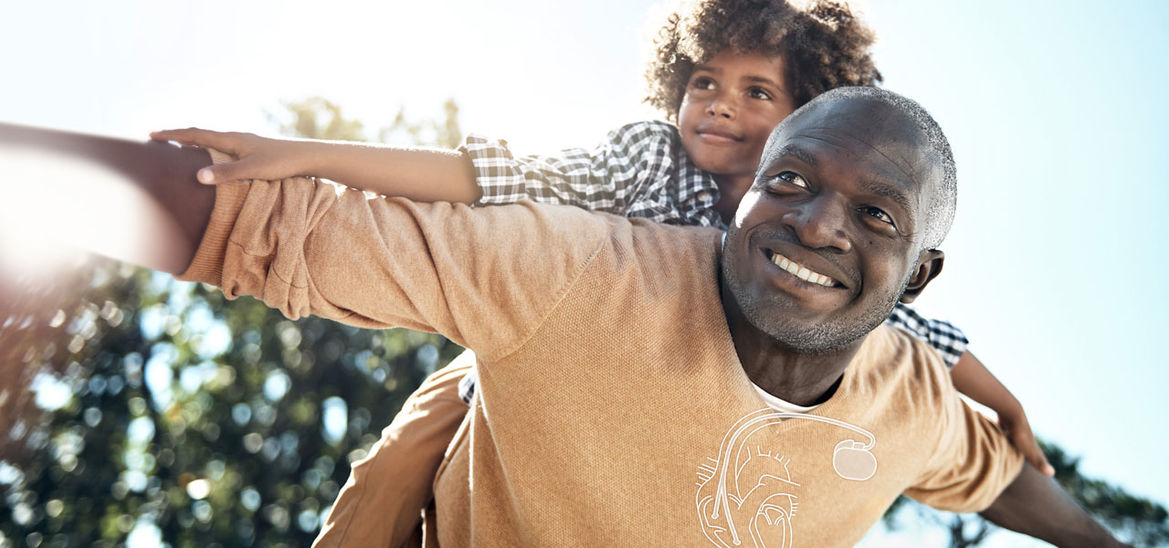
[{"x1": 900, "y1": 249, "x2": 944, "y2": 304}]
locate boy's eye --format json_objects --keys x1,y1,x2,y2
[
  {"x1": 690, "y1": 76, "x2": 716, "y2": 90},
  {"x1": 748, "y1": 87, "x2": 773, "y2": 100},
  {"x1": 860, "y1": 206, "x2": 894, "y2": 226}
]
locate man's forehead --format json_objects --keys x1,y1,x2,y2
[
  {"x1": 761, "y1": 97, "x2": 939, "y2": 188},
  {"x1": 768, "y1": 97, "x2": 926, "y2": 154}
]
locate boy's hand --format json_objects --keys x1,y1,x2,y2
[
  {"x1": 998, "y1": 409, "x2": 1055, "y2": 477},
  {"x1": 150, "y1": 128, "x2": 309, "y2": 185}
]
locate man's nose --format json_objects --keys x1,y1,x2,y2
[{"x1": 782, "y1": 197, "x2": 852, "y2": 253}]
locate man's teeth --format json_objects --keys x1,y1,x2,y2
[{"x1": 771, "y1": 252, "x2": 836, "y2": 287}]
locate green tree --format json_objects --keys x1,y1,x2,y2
[{"x1": 0, "y1": 98, "x2": 464, "y2": 546}]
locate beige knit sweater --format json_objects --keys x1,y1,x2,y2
[{"x1": 180, "y1": 172, "x2": 1022, "y2": 547}]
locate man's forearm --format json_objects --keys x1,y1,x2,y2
[
  {"x1": 301, "y1": 140, "x2": 481, "y2": 203},
  {"x1": 0, "y1": 122, "x2": 214, "y2": 273},
  {"x1": 980, "y1": 464, "x2": 1123, "y2": 546}
]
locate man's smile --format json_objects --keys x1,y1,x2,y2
[
  {"x1": 761, "y1": 247, "x2": 851, "y2": 293},
  {"x1": 766, "y1": 249, "x2": 839, "y2": 287}
]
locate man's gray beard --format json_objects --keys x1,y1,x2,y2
[{"x1": 722, "y1": 258, "x2": 910, "y2": 355}]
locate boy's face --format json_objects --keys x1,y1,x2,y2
[
  {"x1": 677, "y1": 50, "x2": 796, "y2": 183},
  {"x1": 720, "y1": 96, "x2": 944, "y2": 353}
]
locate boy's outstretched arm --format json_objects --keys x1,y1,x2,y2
[
  {"x1": 950, "y1": 351, "x2": 1054, "y2": 476},
  {"x1": 0, "y1": 122, "x2": 214, "y2": 274},
  {"x1": 980, "y1": 464, "x2": 1127, "y2": 547},
  {"x1": 150, "y1": 128, "x2": 481, "y2": 204}
]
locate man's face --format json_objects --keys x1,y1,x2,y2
[
  {"x1": 720, "y1": 97, "x2": 943, "y2": 353},
  {"x1": 677, "y1": 50, "x2": 797, "y2": 182}
]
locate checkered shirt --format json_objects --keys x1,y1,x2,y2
[
  {"x1": 455, "y1": 121, "x2": 968, "y2": 403},
  {"x1": 461, "y1": 121, "x2": 724, "y2": 228}
]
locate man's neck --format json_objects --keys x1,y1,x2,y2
[{"x1": 719, "y1": 280, "x2": 865, "y2": 408}]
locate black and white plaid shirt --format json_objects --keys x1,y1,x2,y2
[{"x1": 456, "y1": 120, "x2": 968, "y2": 403}]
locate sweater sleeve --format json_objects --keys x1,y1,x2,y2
[
  {"x1": 178, "y1": 152, "x2": 611, "y2": 362},
  {"x1": 901, "y1": 342, "x2": 1025, "y2": 511}
]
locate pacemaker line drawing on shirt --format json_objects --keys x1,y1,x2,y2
[{"x1": 695, "y1": 409, "x2": 878, "y2": 547}]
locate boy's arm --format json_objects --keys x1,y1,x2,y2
[
  {"x1": 155, "y1": 121, "x2": 722, "y2": 227},
  {"x1": 150, "y1": 128, "x2": 481, "y2": 203},
  {"x1": 950, "y1": 351, "x2": 1054, "y2": 476},
  {"x1": 463, "y1": 121, "x2": 721, "y2": 225},
  {"x1": 980, "y1": 464, "x2": 1126, "y2": 546}
]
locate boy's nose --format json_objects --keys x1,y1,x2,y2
[{"x1": 706, "y1": 94, "x2": 736, "y2": 119}]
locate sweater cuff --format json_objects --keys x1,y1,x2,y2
[{"x1": 176, "y1": 149, "x2": 249, "y2": 286}]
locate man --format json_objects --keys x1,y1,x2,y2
[{"x1": 0, "y1": 87, "x2": 1119, "y2": 545}]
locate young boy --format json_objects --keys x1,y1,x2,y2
[{"x1": 153, "y1": 1, "x2": 1052, "y2": 545}]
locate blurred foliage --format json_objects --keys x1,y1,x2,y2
[
  {"x1": 0, "y1": 99, "x2": 464, "y2": 546},
  {"x1": 883, "y1": 441, "x2": 1169, "y2": 546},
  {"x1": 272, "y1": 96, "x2": 462, "y2": 149}
]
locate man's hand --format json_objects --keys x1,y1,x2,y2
[
  {"x1": 997, "y1": 405, "x2": 1055, "y2": 477},
  {"x1": 0, "y1": 122, "x2": 214, "y2": 273},
  {"x1": 151, "y1": 128, "x2": 311, "y2": 185}
]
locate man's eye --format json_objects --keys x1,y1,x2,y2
[
  {"x1": 771, "y1": 171, "x2": 808, "y2": 189},
  {"x1": 861, "y1": 206, "x2": 894, "y2": 225}
]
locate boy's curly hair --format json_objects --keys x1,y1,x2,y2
[{"x1": 645, "y1": 0, "x2": 882, "y2": 121}]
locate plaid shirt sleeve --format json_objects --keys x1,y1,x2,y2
[
  {"x1": 885, "y1": 303, "x2": 969, "y2": 369},
  {"x1": 459, "y1": 121, "x2": 720, "y2": 225}
]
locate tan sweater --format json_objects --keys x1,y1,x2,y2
[{"x1": 181, "y1": 173, "x2": 1023, "y2": 547}]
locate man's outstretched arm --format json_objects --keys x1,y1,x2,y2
[
  {"x1": 980, "y1": 463, "x2": 1125, "y2": 547},
  {"x1": 0, "y1": 121, "x2": 214, "y2": 273}
]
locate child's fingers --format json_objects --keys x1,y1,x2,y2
[
  {"x1": 150, "y1": 128, "x2": 243, "y2": 153},
  {"x1": 197, "y1": 156, "x2": 263, "y2": 185},
  {"x1": 1030, "y1": 450, "x2": 1056, "y2": 477},
  {"x1": 1013, "y1": 432, "x2": 1055, "y2": 477}
]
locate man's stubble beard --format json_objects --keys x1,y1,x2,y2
[{"x1": 720, "y1": 253, "x2": 911, "y2": 355}]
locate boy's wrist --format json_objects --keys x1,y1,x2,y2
[
  {"x1": 995, "y1": 399, "x2": 1026, "y2": 425},
  {"x1": 291, "y1": 139, "x2": 326, "y2": 178}
]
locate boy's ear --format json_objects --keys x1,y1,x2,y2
[{"x1": 900, "y1": 249, "x2": 944, "y2": 304}]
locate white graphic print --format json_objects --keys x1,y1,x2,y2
[{"x1": 695, "y1": 409, "x2": 877, "y2": 547}]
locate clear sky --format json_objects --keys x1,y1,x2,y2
[{"x1": 3, "y1": 0, "x2": 1168, "y2": 541}]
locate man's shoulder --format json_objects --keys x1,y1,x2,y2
[
  {"x1": 856, "y1": 324, "x2": 954, "y2": 396},
  {"x1": 467, "y1": 200, "x2": 718, "y2": 253}
]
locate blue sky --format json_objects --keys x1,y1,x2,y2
[{"x1": 3, "y1": 0, "x2": 1167, "y2": 542}]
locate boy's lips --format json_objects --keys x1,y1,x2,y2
[{"x1": 695, "y1": 125, "x2": 742, "y2": 143}]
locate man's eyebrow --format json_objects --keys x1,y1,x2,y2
[
  {"x1": 773, "y1": 144, "x2": 818, "y2": 167},
  {"x1": 861, "y1": 178, "x2": 913, "y2": 215}
]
